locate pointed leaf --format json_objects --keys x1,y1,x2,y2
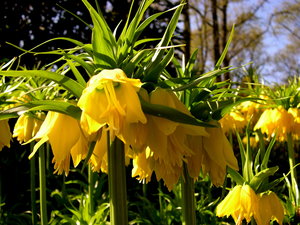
[
  {"x1": 215, "y1": 25, "x2": 234, "y2": 68},
  {"x1": 0, "y1": 70, "x2": 84, "y2": 98},
  {"x1": 227, "y1": 167, "x2": 245, "y2": 185},
  {"x1": 140, "y1": 97, "x2": 215, "y2": 127},
  {"x1": 25, "y1": 100, "x2": 82, "y2": 120},
  {"x1": 249, "y1": 166, "x2": 279, "y2": 192}
]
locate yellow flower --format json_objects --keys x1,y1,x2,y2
[
  {"x1": 129, "y1": 87, "x2": 208, "y2": 190},
  {"x1": 238, "y1": 96, "x2": 267, "y2": 123},
  {"x1": 131, "y1": 148, "x2": 153, "y2": 183},
  {"x1": 216, "y1": 184, "x2": 259, "y2": 224},
  {"x1": 256, "y1": 191, "x2": 284, "y2": 225},
  {"x1": 288, "y1": 107, "x2": 300, "y2": 140},
  {"x1": 147, "y1": 88, "x2": 207, "y2": 167},
  {"x1": 242, "y1": 135, "x2": 260, "y2": 148},
  {"x1": 13, "y1": 112, "x2": 45, "y2": 143},
  {"x1": 0, "y1": 119, "x2": 11, "y2": 151},
  {"x1": 254, "y1": 106, "x2": 294, "y2": 141},
  {"x1": 131, "y1": 147, "x2": 183, "y2": 190},
  {"x1": 89, "y1": 128, "x2": 109, "y2": 173},
  {"x1": 77, "y1": 68, "x2": 147, "y2": 140},
  {"x1": 186, "y1": 123, "x2": 239, "y2": 186},
  {"x1": 219, "y1": 111, "x2": 247, "y2": 134},
  {"x1": 29, "y1": 111, "x2": 88, "y2": 175}
]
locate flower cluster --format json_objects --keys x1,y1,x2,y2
[
  {"x1": 6, "y1": 69, "x2": 238, "y2": 190},
  {"x1": 254, "y1": 105, "x2": 300, "y2": 142},
  {"x1": 216, "y1": 184, "x2": 284, "y2": 225}
]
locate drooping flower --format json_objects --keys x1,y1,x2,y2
[
  {"x1": 288, "y1": 107, "x2": 300, "y2": 140},
  {"x1": 130, "y1": 87, "x2": 208, "y2": 190},
  {"x1": 254, "y1": 106, "x2": 294, "y2": 141},
  {"x1": 219, "y1": 111, "x2": 247, "y2": 134},
  {"x1": 237, "y1": 95, "x2": 269, "y2": 125},
  {"x1": 131, "y1": 148, "x2": 153, "y2": 183},
  {"x1": 186, "y1": 122, "x2": 239, "y2": 186},
  {"x1": 216, "y1": 184, "x2": 259, "y2": 224},
  {"x1": 13, "y1": 112, "x2": 45, "y2": 143},
  {"x1": 89, "y1": 128, "x2": 109, "y2": 173},
  {"x1": 77, "y1": 68, "x2": 147, "y2": 140},
  {"x1": 29, "y1": 111, "x2": 88, "y2": 175},
  {"x1": 147, "y1": 88, "x2": 208, "y2": 167},
  {"x1": 0, "y1": 119, "x2": 11, "y2": 151},
  {"x1": 256, "y1": 191, "x2": 284, "y2": 225}
]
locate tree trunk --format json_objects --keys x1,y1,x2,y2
[
  {"x1": 221, "y1": 0, "x2": 230, "y2": 80},
  {"x1": 183, "y1": 0, "x2": 191, "y2": 60},
  {"x1": 211, "y1": 0, "x2": 221, "y2": 80}
]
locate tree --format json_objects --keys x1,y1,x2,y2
[
  {"x1": 0, "y1": 0, "x2": 183, "y2": 67},
  {"x1": 189, "y1": 0, "x2": 268, "y2": 81},
  {"x1": 270, "y1": 0, "x2": 300, "y2": 79}
]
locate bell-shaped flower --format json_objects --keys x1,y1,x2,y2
[
  {"x1": 254, "y1": 106, "x2": 294, "y2": 141},
  {"x1": 216, "y1": 184, "x2": 259, "y2": 224},
  {"x1": 130, "y1": 87, "x2": 208, "y2": 190},
  {"x1": 29, "y1": 111, "x2": 88, "y2": 175},
  {"x1": 219, "y1": 111, "x2": 247, "y2": 134},
  {"x1": 0, "y1": 119, "x2": 11, "y2": 151},
  {"x1": 256, "y1": 191, "x2": 284, "y2": 225},
  {"x1": 89, "y1": 128, "x2": 109, "y2": 173},
  {"x1": 186, "y1": 123, "x2": 239, "y2": 186},
  {"x1": 13, "y1": 112, "x2": 45, "y2": 143},
  {"x1": 77, "y1": 68, "x2": 147, "y2": 140},
  {"x1": 288, "y1": 107, "x2": 300, "y2": 140},
  {"x1": 131, "y1": 148, "x2": 153, "y2": 183}
]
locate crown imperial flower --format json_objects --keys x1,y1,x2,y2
[
  {"x1": 13, "y1": 112, "x2": 45, "y2": 143},
  {"x1": 0, "y1": 119, "x2": 11, "y2": 151},
  {"x1": 29, "y1": 111, "x2": 88, "y2": 175},
  {"x1": 78, "y1": 68, "x2": 147, "y2": 140}
]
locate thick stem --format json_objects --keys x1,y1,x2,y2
[
  {"x1": 108, "y1": 137, "x2": 128, "y2": 225},
  {"x1": 30, "y1": 142, "x2": 38, "y2": 225},
  {"x1": 38, "y1": 145, "x2": 48, "y2": 225},
  {"x1": 88, "y1": 164, "x2": 94, "y2": 215},
  {"x1": 287, "y1": 133, "x2": 299, "y2": 207},
  {"x1": 182, "y1": 163, "x2": 196, "y2": 225}
]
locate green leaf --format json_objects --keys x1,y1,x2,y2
[
  {"x1": 211, "y1": 97, "x2": 259, "y2": 121},
  {"x1": 171, "y1": 68, "x2": 222, "y2": 92},
  {"x1": 65, "y1": 60, "x2": 87, "y2": 86},
  {"x1": 25, "y1": 100, "x2": 82, "y2": 120},
  {"x1": 146, "y1": 48, "x2": 174, "y2": 81},
  {"x1": 140, "y1": 97, "x2": 215, "y2": 127},
  {"x1": 82, "y1": 0, "x2": 117, "y2": 67},
  {"x1": 62, "y1": 53, "x2": 95, "y2": 76},
  {"x1": 123, "y1": 49, "x2": 151, "y2": 76},
  {"x1": 0, "y1": 70, "x2": 84, "y2": 98},
  {"x1": 215, "y1": 25, "x2": 234, "y2": 69},
  {"x1": 235, "y1": 131, "x2": 246, "y2": 172},
  {"x1": 249, "y1": 166, "x2": 279, "y2": 192},
  {"x1": 117, "y1": 0, "x2": 154, "y2": 64},
  {"x1": 184, "y1": 49, "x2": 199, "y2": 77},
  {"x1": 261, "y1": 134, "x2": 277, "y2": 170},
  {"x1": 143, "y1": 2, "x2": 185, "y2": 82},
  {"x1": 227, "y1": 167, "x2": 245, "y2": 185}
]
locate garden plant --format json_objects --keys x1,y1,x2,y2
[{"x1": 0, "y1": 0, "x2": 299, "y2": 225}]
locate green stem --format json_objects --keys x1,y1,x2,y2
[
  {"x1": 287, "y1": 133, "x2": 299, "y2": 206},
  {"x1": 181, "y1": 163, "x2": 196, "y2": 225},
  {"x1": 88, "y1": 164, "x2": 94, "y2": 215},
  {"x1": 39, "y1": 145, "x2": 48, "y2": 225},
  {"x1": 257, "y1": 130, "x2": 265, "y2": 160},
  {"x1": 108, "y1": 137, "x2": 128, "y2": 225},
  {"x1": 30, "y1": 142, "x2": 38, "y2": 225}
]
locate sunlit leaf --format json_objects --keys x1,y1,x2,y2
[{"x1": 0, "y1": 70, "x2": 84, "y2": 98}]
